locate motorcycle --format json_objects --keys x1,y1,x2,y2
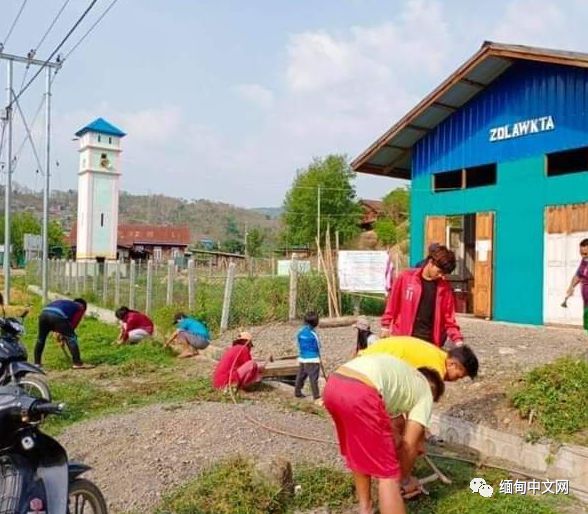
[
  {"x1": 0, "y1": 385, "x2": 108, "y2": 514},
  {"x1": 0, "y1": 293, "x2": 51, "y2": 401}
]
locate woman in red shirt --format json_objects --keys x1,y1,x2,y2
[
  {"x1": 212, "y1": 332, "x2": 265, "y2": 390},
  {"x1": 115, "y1": 306, "x2": 154, "y2": 344}
]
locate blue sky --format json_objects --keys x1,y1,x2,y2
[{"x1": 2, "y1": 0, "x2": 588, "y2": 208}]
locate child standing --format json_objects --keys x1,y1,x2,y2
[{"x1": 294, "y1": 311, "x2": 322, "y2": 402}]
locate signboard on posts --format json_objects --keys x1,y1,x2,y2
[{"x1": 337, "y1": 250, "x2": 388, "y2": 293}]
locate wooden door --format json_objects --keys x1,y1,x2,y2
[
  {"x1": 544, "y1": 204, "x2": 588, "y2": 325},
  {"x1": 473, "y1": 212, "x2": 494, "y2": 318},
  {"x1": 425, "y1": 216, "x2": 447, "y2": 255}
]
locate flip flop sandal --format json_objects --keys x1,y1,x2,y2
[{"x1": 72, "y1": 364, "x2": 95, "y2": 370}]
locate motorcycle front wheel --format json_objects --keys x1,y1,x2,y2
[
  {"x1": 17, "y1": 373, "x2": 51, "y2": 401},
  {"x1": 69, "y1": 478, "x2": 108, "y2": 514}
]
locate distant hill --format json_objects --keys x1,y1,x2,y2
[
  {"x1": 2, "y1": 184, "x2": 281, "y2": 244},
  {"x1": 251, "y1": 207, "x2": 282, "y2": 219}
]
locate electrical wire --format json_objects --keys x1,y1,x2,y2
[
  {"x1": 34, "y1": 0, "x2": 72, "y2": 53},
  {"x1": 10, "y1": 0, "x2": 99, "y2": 108},
  {"x1": 1, "y1": 0, "x2": 29, "y2": 50},
  {"x1": 62, "y1": 0, "x2": 118, "y2": 61}
]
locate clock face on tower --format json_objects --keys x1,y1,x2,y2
[{"x1": 100, "y1": 153, "x2": 111, "y2": 169}]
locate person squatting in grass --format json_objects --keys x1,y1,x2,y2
[
  {"x1": 381, "y1": 245, "x2": 464, "y2": 347},
  {"x1": 34, "y1": 297, "x2": 93, "y2": 369},
  {"x1": 212, "y1": 331, "x2": 266, "y2": 391},
  {"x1": 323, "y1": 354, "x2": 444, "y2": 514},
  {"x1": 566, "y1": 238, "x2": 588, "y2": 334},
  {"x1": 114, "y1": 306, "x2": 154, "y2": 344},
  {"x1": 294, "y1": 311, "x2": 323, "y2": 403},
  {"x1": 164, "y1": 312, "x2": 210, "y2": 358}
]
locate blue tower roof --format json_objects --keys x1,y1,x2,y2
[{"x1": 75, "y1": 117, "x2": 126, "y2": 138}]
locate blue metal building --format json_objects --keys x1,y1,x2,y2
[{"x1": 353, "y1": 42, "x2": 588, "y2": 326}]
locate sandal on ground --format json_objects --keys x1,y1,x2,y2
[{"x1": 72, "y1": 363, "x2": 95, "y2": 370}]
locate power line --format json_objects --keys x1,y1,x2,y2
[
  {"x1": 1, "y1": 0, "x2": 29, "y2": 51},
  {"x1": 63, "y1": 0, "x2": 118, "y2": 61},
  {"x1": 34, "y1": 0, "x2": 72, "y2": 52},
  {"x1": 10, "y1": 0, "x2": 99, "y2": 108}
]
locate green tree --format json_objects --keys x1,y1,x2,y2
[
  {"x1": 382, "y1": 187, "x2": 410, "y2": 224},
  {"x1": 0, "y1": 213, "x2": 67, "y2": 262},
  {"x1": 281, "y1": 155, "x2": 361, "y2": 247},
  {"x1": 246, "y1": 227, "x2": 265, "y2": 257},
  {"x1": 374, "y1": 187, "x2": 410, "y2": 247},
  {"x1": 48, "y1": 220, "x2": 67, "y2": 257},
  {"x1": 373, "y1": 219, "x2": 397, "y2": 246}
]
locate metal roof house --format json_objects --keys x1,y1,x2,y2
[{"x1": 353, "y1": 41, "x2": 588, "y2": 326}]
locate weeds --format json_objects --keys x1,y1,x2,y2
[
  {"x1": 510, "y1": 357, "x2": 588, "y2": 439},
  {"x1": 154, "y1": 457, "x2": 570, "y2": 514}
]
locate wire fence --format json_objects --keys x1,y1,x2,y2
[{"x1": 25, "y1": 255, "x2": 403, "y2": 334}]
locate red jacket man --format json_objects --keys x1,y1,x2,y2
[{"x1": 381, "y1": 245, "x2": 463, "y2": 347}]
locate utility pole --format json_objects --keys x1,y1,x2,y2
[
  {"x1": 316, "y1": 186, "x2": 321, "y2": 272},
  {"x1": 42, "y1": 67, "x2": 52, "y2": 304},
  {"x1": 3, "y1": 59, "x2": 13, "y2": 304},
  {"x1": 0, "y1": 51, "x2": 61, "y2": 304}
]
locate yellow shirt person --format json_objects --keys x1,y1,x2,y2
[{"x1": 359, "y1": 336, "x2": 478, "y2": 381}]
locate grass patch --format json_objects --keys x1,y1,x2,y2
[
  {"x1": 510, "y1": 357, "x2": 588, "y2": 440},
  {"x1": 153, "y1": 457, "x2": 572, "y2": 514},
  {"x1": 17, "y1": 299, "x2": 227, "y2": 434},
  {"x1": 155, "y1": 456, "x2": 284, "y2": 514}
]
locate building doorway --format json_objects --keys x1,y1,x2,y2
[
  {"x1": 544, "y1": 203, "x2": 588, "y2": 326},
  {"x1": 425, "y1": 211, "x2": 494, "y2": 318}
]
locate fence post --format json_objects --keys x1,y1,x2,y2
[
  {"x1": 220, "y1": 261, "x2": 236, "y2": 332},
  {"x1": 73, "y1": 261, "x2": 79, "y2": 295},
  {"x1": 92, "y1": 262, "x2": 98, "y2": 294},
  {"x1": 102, "y1": 262, "x2": 109, "y2": 305},
  {"x1": 187, "y1": 258, "x2": 195, "y2": 311},
  {"x1": 82, "y1": 261, "x2": 88, "y2": 293},
  {"x1": 66, "y1": 259, "x2": 72, "y2": 293},
  {"x1": 166, "y1": 259, "x2": 174, "y2": 306},
  {"x1": 288, "y1": 258, "x2": 298, "y2": 321},
  {"x1": 114, "y1": 260, "x2": 121, "y2": 306},
  {"x1": 129, "y1": 259, "x2": 136, "y2": 309},
  {"x1": 146, "y1": 259, "x2": 153, "y2": 314}
]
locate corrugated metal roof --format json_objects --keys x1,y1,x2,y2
[
  {"x1": 352, "y1": 41, "x2": 588, "y2": 179},
  {"x1": 68, "y1": 224, "x2": 191, "y2": 246},
  {"x1": 75, "y1": 117, "x2": 126, "y2": 138}
]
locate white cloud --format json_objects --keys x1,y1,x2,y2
[
  {"x1": 234, "y1": 83, "x2": 275, "y2": 110},
  {"x1": 491, "y1": 0, "x2": 567, "y2": 45}
]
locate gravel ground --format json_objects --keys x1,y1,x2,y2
[
  {"x1": 215, "y1": 316, "x2": 588, "y2": 436},
  {"x1": 58, "y1": 316, "x2": 588, "y2": 513},
  {"x1": 60, "y1": 401, "x2": 340, "y2": 513}
]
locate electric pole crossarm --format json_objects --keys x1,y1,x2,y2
[{"x1": 0, "y1": 51, "x2": 61, "y2": 69}]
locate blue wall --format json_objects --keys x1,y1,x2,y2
[
  {"x1": 414, "y1": 61, "x2": 588, "y2": 177},
  {"x1": 409, "y1": 60, "x2": 588, "y2": 324}
]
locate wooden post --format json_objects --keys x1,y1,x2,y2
[
  {"x1": 66, "y1": 259, "x2": 72, "y2": 293},
  {"x1": 146, "y1": 259, "x2": 153, "y2": 314},
  {"x1": 166, "y1": 259, "x2": 174, "y2": 306},
  {"x1": 129, "y1": 259, "x2": 136, "y2": 309},
  {"x1": 220, "y1": 261, "x2": 236, "y2": 332},
  {"x1": 288, "y1": 257, "x2": 298, "y2": 321},
  {"x1": 187, "y1": 258, "x2": 195, "y2": 311},
  {"x1": 114, "y1": 260, "x2": 121, "y2": 306},
  {"x1": 102, "y1": 262, "x2": 109, "y2": 305},
  {"x1": 209, "y1": 257, "x2": 213, "y2": 277}
]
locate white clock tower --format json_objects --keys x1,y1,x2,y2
[{"x1": 75, "y1": 118, "x2": 126, "y2": 262}]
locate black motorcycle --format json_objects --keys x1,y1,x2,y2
[
  {"x1": 0, "y1": 385, "x2": 108, "y2": 514},
  {"x1": 0, "y1": 294, "x2": 50, "y2": 401}
]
